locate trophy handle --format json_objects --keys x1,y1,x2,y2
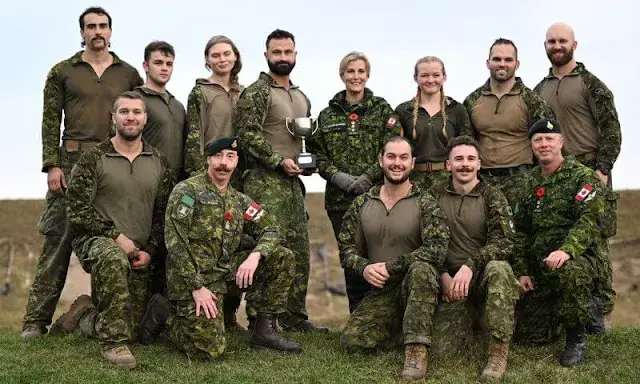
[
  {"x1": 311, "y1": 118, "x2": 319, "y2": 135},
  {"x1": 285, "y1": 117, "x2": 295, "y2": 136}
]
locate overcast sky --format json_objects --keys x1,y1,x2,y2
[{"x1": 0, "y1": 0, "x2": 636, "y2": 199}]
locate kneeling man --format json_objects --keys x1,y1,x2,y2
[{"x1": 338, "y1": 136, "x2": 449, "y2": 381}]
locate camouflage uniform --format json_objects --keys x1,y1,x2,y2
[
  {"x1": 429, "y1": 177, "x2": 520, "y2": 344},
  {"x1": 65, "y1": 139, "x2": 172, "y2": 347},
  {"x1": 534, "y1": 62, "x2": 621, "y2": 317},
  {"x1": 463, "y1": 78, "x2": 555, "y2": 208},
  {"x1": 512, "y1": 156, "x2": 608, "y2": 344},
  {"x1": 164, "y1": 173, "x2": 294, "y2": 360},
  {"x1": 183, "y1": 80, "x2": 245, "y2": 191},
  {"x1": 24, "y1": 51, "x2": 142, "y2": 333},
  {"x1": 338, "y1": 185, "x2": 449, "y2": 352},
  {"x1": 308, "y1": 88, "x2": 401, "y2": 309},
  {"x1": 236, "y1": 72, "x2": 312, "y2": 327}
]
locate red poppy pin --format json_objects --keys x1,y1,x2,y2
[
  {"x1": 536, "y1": 188, "x2": 545, "y2": 198},
  {"x1": 224, "y1": 211, "x2": 233, "y2": 221},
  {"x1": 348, "y1": 113, "x2": 359, "y2": 121}
]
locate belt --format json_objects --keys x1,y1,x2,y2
[
  {"x1": 415, "y1": 161, "x2": 446, "y2": 172},
  {"x1": 480, "y1": 164, "x2": 531, "y2": 177},
  {"x1": 63, "y1": 140, "x2": 100, "y2": 152},
  {"x1": 576, "y1": 152, "x2": 596, "y2": 162}
]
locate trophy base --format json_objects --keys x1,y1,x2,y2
[{"x1": 296, "y1": 153, "x2": 317, "y2": 169}]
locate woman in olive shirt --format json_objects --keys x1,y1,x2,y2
[
  {"x1": 395, "y1": 56, "x2": 472, "y2": 191},
  {"x1": 183, "y1": 35, "x2": 244, "y2": 182}
]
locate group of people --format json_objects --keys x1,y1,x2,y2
[{"x1": 19, "y1": 5, "x2": 621, "y2": 382}]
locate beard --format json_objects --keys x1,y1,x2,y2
[
  {"x1": 489, "y1": 67, "x2": 515, "y2": 83},
  {"x1": 383, "y1": 166, "x2": 411, "y2": 185},
  {"x1": 117, "y1": 125, "x2": 142, "y2": 141},
  {"x1": 268, "y1": 59, "x2": 296, "y2": 76},
  {"x1": 546, "y1": 48, "x2": 574, "y2": 66}
]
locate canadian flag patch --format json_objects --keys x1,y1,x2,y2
[
  {"x1": 243, "y1": 202, "x2": 263, "y2": 221},
  {"x1": 386, "y1": 116, "x2": 397, "y2": 128},
  {"x1": 575, "y1": 184, "x2": 593, "y2": 201}
]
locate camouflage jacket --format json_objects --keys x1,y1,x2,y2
[
  {"x1": 512, "y1": 156, "x2": 606, "y2": 277},
  {"x1": 41, "y1": 51, "x2": 143, "y2": 172},
  {"x1": 534, "y1": 62, "x2": 622, "y2": 174},
  {"x1": 66, "y1": 139, "x2": 172, "y2": 258},
  {"x1": 428, "y1": 176, "x2": 515, "y2": 274},
  {"x1": 462, "y1": 77, "x2": 555, "y2": 138},
  {"x1": 235, "y1": 72, "x2": 311, "y2": 171},
  {"x1": 338, "y1": 185, "x2": 449, "y2": 277},
  {"x1": 164, "y1": 173, "x2": 282, "y2": 300},
  {"x1": 308, "y1": 88, "x2": 401, "y2": 213}
]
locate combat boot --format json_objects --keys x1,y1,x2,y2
[
  {"x1": 586, "y1": 298, "x2": 606, "y2": 334},
  {"x1": 50, "y1": 295, "x2": 94, "y2": 335},
  {"x1": 20, "y1": 324, "x2": 47, "y2": 341},
  {"x1": 401, "y1": 343, "x2": 428, "y2": 381},
  {"x1": 250, "y1": 313, "x2": 302, "y2": 354},
  {"x1": 103, "y1": 345, "x2": 137, "y2": 370},
  {"x1": 139, "y1": 293, "x2": 174, "y2": 345},
  {"x1": 559, "y1": 325, "x2": 586, "y2": 367},
  {"x1": 480, "y1": 337, "x2": 510, "y2": 381}
]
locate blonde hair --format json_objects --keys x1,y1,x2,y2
[
  {"x1": 204, "y1": 35, "x2": 242, "y2": 96},
  {"x1": 411, "y1": 56, "x2": 448, "y2": 140},
  {"x1": 338, "y1": 51, "x2": 371, "y2": 78}
]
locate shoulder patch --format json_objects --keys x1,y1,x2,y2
[
  {"x1": 386, "y1": 115, "x2": 397, "y2": 128},
  {"x1": 180, "y1": 194, "x2": 195, "y2": 208},
  {"x1": 575, "y1": 184, "x2": 593, "y2": 202},
  {"x1": 244, "y1": 202, "x2": 265, "y2": 222}
]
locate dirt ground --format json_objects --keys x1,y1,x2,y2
[{"x1": 1, "y1": 190, "x2": 639, "y2": 331}]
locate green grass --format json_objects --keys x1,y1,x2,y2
[{"x1": 0, "y1": 327, "x2": 638, "y2": 384}]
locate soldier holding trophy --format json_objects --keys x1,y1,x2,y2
[
  {"x1": 308, "y1": 51, "x2": 402, "y2": 312},
  {"x1": 236, "y1": 29, "x2": 328, "y2": 332}
]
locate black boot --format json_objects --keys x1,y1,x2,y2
[
  {"x1": 139, "y1": 294, "x2": 175, "y2": 345},
  {"x1": 586, "y1": 297, "x2": 605, "y2": 335},
  {"x1": 250, "y1": 314, "x2": 302, "y2": 354},
  {"x1": 559, "y1": 325, "x2": 586, "y2": 366}
]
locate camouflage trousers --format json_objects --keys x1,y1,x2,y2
[
  {"x1": 73, "y1": 235, "x2": 149, "y2": 347},
  {"x1": 514, "y1": 254, "x2": 598, "y2": 345},
  {"x1": 479, "y1": 166, "x2": 531, "y2": 209},
  {"x1": 166, "y1": 245, "x2": 294, "y2": 361},
  {"x1": 243, "y1": 167, "x2": 309, "y2": 327},
  {"x1": 410, "y1": 169, "x2": 450, "y2": 193},
  {"x1": 23, "y1": 148, "x2": 82, "y2": 330},
  {"x1": 340, "y1": 261, "x2": 439, "y2": 353},
  {"x1": 438, "y1": 261, "x2": 520, "y2": 343}
]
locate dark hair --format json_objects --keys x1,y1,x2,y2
[
  {"x1": 446, "y1": 136, "x2": 480, "y2": 155},
  {"x1": 265, "y1": 29, "x2": 295, "y2": 50},
  {"x1": 489, "y1": 38, "x2": 518, "y2": 59},
  {"x1": 382, "y1": 136, "x2": 414, "y2": 157},
  {"x1": 144, "y1": 41, "x2": 175, "y2": 61},
  {"x1": 112, "y1": 91, "x2": 145, "y2": 113},
  {"x1": 79, "y1": 6, "x2": 112, "y2": 30},
  {"x1": 204, "y1": 35, "x2": 242, "y2": 90}
]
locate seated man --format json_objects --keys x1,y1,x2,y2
[
  {"x1": 513, "y1": 118, "x2": 608, "y2": 367},
  {"x1": 428, "y1": 136, "x2": 520, "y2": 381},
  {"x1": 138, "y1": 136, "x2": 301, "y2": 360},
  {"x1": 49, "y1": 91, "x2": 173, "y2": 369},
  {"x1": 338, "y1": 136, "x2": 449, "y2": 381}
]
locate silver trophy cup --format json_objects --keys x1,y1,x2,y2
[{"x1": 285, "y1": 117, "x2": 319, "y2": 169}]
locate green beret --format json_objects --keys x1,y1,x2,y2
[
  {"x1": 205, "y1": 136, "x2": 239, "y2": 156},
  {"x1": 528, "y1": 118, "x2": 562, "y2": 139}
]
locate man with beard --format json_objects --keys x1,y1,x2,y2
[
  {"x1": 22, "y1": 6, "x2": 143, "y2": 340},
  {"x1": 137, "y1": 136, "x2": 302, "y2": 360},
  {"x1": 463, "y1": 38, "x2": 554, "y2": 210},
  {"x1": 428, "y1": 136, "x2": 520, "y2": 382},
  {"x1": 512, "y1": 118, "x2": 608, "y2": 367},
  {"x1": 48, "y1": 92, "x2": 172, "y2": 369},
  {"x1": 339, "y1": 136, "x2": 449, "y2": 381},
  {"x1": 534, "y1": 22, "x2": 621, "y2": 333},
  {"x1": 133, "y1": 41, "x2": 187, "y2": 298},
  {"x1": 236, "y1": 29, "x2": 327, "y2": 332}
]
